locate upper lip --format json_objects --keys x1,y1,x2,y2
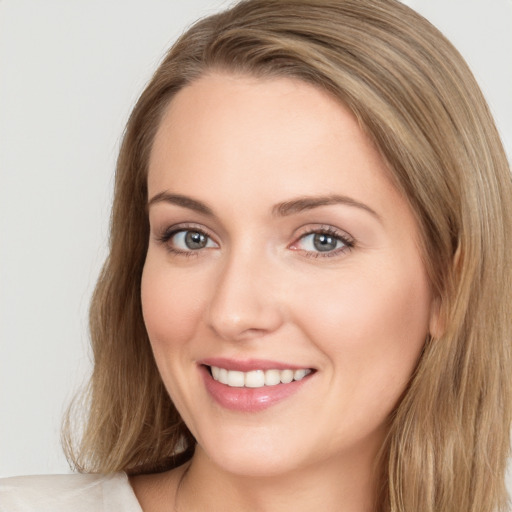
[{"x1": 199, "y1": 357, "x2": 314, "y2": 372}]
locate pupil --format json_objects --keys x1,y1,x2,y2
[
  {"x1": 185, "y1": 231, "x2": 207, "y2": 249},
  {"x1": 313, "y1": 233, "x2": 337, "y2": 252}
]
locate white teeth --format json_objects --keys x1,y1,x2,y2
[
  {"x1": 245, "y1": 370, "x2": 265, "y2": 388},
  {"x1": 218, "y1": 367, "x2": 228, "y2": 385},
  {"x1": 280, "y1": 369, "x2": 294, "y2": 384},
  {"x1": 227, "y1": 370, "x2": 245, "y2": 387},
  {"x1": 264, "y1": 369, "x2": 281, "y2": 386},
  {"x1": 294, "y1": 369, "x2": 308, "y2": 380},
  {"x1": 210, "y1": 366, "x2": 312, "y2": 388}
]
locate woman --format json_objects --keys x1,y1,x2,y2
[{"x1": 2, "y1": 0, "x2": 511, "y2": 511}]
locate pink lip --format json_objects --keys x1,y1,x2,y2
[
  {"x1": 199, "y1": 357, "x2": 312, "y2": 372},
  {"x1": 198, "y1": 362, "x2": 314, "y2": 413}
]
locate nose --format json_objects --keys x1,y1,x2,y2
[{"x1": 206, "y1": 248, "x2": 284, "y2": 342}]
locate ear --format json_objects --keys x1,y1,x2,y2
[
  {"x1": 429, "y1": 296, "x2": 444, "y2": 339},
  {"x1": 428, "y1": 243, "x2": 461, "y2": 339}
]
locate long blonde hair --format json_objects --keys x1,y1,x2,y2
[{"x1": 64, "y1": 1, "x2": 512, "y2": 510}]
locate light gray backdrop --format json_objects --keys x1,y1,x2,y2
[{"x1": 1, "y1": 0, "x2": 511, "y2": 483}]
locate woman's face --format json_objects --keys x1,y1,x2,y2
[{"x1": 142, "y1": 73, "x2": 435, "y2": 477}]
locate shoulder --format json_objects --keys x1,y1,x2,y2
[{"x1": 0, "y1": 472, "x2": 142, "y2": 512}]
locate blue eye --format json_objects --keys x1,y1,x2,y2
[
  {"x1": 163, "y1": 229, "x2": 218, "y2": 252},
  {"x1": 293, "y1": 229, "x2": 353, "y2": 256},
  {"x1": 302, "y1": 233, "x2": 342, "y2": 252}
]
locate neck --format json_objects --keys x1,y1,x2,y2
[{"x1": 175, "y1": 443, "x2": 382, "y2": 512}]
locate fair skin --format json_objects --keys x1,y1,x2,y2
[{"x1": 132, "y1": 73, "x2": 436, "y2": 512}]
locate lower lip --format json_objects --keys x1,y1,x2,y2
[{"x1": 200, "y1": 366, "x2": 312, "y2": 412}]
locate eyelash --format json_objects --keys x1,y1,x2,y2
[
  {"x1": 292, "y1": 226, "x2": 354, "y2": 259},
  {"x1": 155, "y1": 225, "x2": 355, "y2": 258},
  {"x1": 156, "y1": 225, "x2": 214, "y2": 258}
]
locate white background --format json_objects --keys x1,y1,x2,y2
[{"x1": 1, "y1": 0, "x2": 511, "y2": 486}]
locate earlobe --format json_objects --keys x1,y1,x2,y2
[
  {"x1": 428, "y1": 243, "x2": 461, "y2": 339},
  {"x1": 428, "y1": 296, "x2": 444, "y2": 339}
]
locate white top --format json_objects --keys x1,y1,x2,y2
[{"x1": 0, "y1": 472, "x2": 142, "y2": 512}]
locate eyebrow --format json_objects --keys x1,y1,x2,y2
[
  {"x1": 147, "y1": 192, "x2": 214, "y2": 216},
  {"x1": 147, "y1": 191, "x2": 380, "y2": 221},
  {"x1": 273, "y1": 195, "x2": 380, "y2": 220}
]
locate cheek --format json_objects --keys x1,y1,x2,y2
[
  {"x1": 294, "y1": 258, "x2": 431, "y2": 386},
  {"x1": 140, "y1": 256, "x2": 206, "y2": 354},
  {"x1": 140, "y1": 257, "x2": 214, "y2": 423},
  {"x1": 294, "y1": 261, "x2": 431, "y2": 438}
]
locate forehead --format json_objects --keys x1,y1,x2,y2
[
  {"x1": 149, "y1": 73, "x2": 356, "y2": 174},
  {"x1": 147, "y1": 72, "x2": 403, "y2": 221}
]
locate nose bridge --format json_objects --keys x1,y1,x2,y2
[{"x1": 206, "y1": 242, "x2": 283, "y2": 341}]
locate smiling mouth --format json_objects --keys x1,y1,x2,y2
[{"x1": 207, "y1": 365, "x2": 313, "y2": 388}]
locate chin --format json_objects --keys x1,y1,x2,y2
[
  {"x1": 210, "y1": 449, "x2": 302, "y2": 479},
  {"x1": 195, "y1": 428, "x2": 311, "y2": 478}
]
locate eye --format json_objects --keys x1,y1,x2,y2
[
  {"x1": 158, "y1": 228, "x2": 218, "y2": 254},
  {"x1": 290, "y1": 228, "x2": 354, "y2": 257}
]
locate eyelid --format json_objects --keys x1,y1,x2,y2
[
  {"x1": 152, "y1": 222, "x2": 354, "y2": 258},
  {"x1": 155, "y1": 222, "x2": 211, "y2": 240},
  {"x1": 294, "y1": 224, "x2": 354, "y2": 242},
  {"x1": 289, "y1": 224, "x2": 355, "y2": 256},
  {"x1": 154, "y1": 223, "x2": 219, "y2": 254}
]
